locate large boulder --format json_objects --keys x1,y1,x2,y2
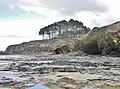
[
  {"x1": 75, "y1": 21, "x2": 120, "y2": 56},
  {"x1": 56, "y1": 77, "x2": 82, "y2": 89},
  {"x1": 54, "y1": 45, "x2": 71, "y2": 54}
]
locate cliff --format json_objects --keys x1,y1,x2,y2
[
  {"x1": 75, "y1": 21, "x2": 120, "y2": 56},
  {"x1": 5, "y1": 20, "x2": 120, "y2": 56},
  {"x1": 5, "y1": 19, "x2": 89, "y2": 55},
  {"x1": 5, "y1": 38, "x2": 79, "y2": 55}
]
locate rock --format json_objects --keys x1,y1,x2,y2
[
  {"x1": 61, "y1": 45, "x2": 71, "y2": 54},
  {"x1": 54, "y1": 48, "x2": 63, "y2": 54},
  {"x1": 62, "y1": 84, "x2": 77, "y2": 89},
  {"x1": 56, "y1": 77, "x2": 82, "y2": 89},
  {"x1": 0, "y1": 51, "x2": 8, "y2": 55},
  {"x1": 0, "y1": 51, "x2": 4, "y2": 55},
  {"x1": 74, "y1": 27, "x2": 101, "y2": 55},
  {"x1": 5, "y1": 20, "x2": 120, "y2": 56},
  {"x1": 5, "y1": 38, "x2": 78, "y2": 55},
  {"x1": 75, "y1": 22, "x2": 120, "y2": 56},
  {"x1": 57, "y1": 77, "x2": 76, "y2": 85},
  {"x1": 54, "y1": 45, "x2": 71, "y2": 54},
  {"x1": 5, "y1": 42, "x2": 53, "y2": 55},
  {"x1": 0, "y1": 77, "x2": 18, "y2": 86},
  {"x1": 5, "y1": 19, "x2": 90, "y2": 55}
]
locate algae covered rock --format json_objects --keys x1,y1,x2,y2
[{"x1": 56, "y1": 77, "x2": 82, "y2": 89}]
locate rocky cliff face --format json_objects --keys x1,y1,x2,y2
[
  {"x1": 5, "y1": 39, "x2": 79, "y2": 55},
  {"x1": 5, "y1": 19, "x2": 89, "y2": 55},
  {"x1": 5, "y1": 21, "x2": 120, "y2": 56},
  {"x1": 75, "y1": 21, "x2": 120, "y2": 56},
  {"x1": 39, "y1": 19, "x2": 90, "y2": 39}
]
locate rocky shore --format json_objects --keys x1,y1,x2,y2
[
  {"x1": 1, "y1": 20, "x2": 120, "y2": 89},
  {"x1": 0, "y1": 54, "x2": 120, "y2": 89}
]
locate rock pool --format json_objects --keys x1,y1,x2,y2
[{"x1": 29, "y1": 84, "x2": 48, "y2": 89}]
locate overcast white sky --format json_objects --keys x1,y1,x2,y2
[{"x1": 0, "y1": 0, "x2": 120, "y2": 50}]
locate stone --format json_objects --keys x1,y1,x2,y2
[
  {"x1": 54, "y1": 45, "x2": 71, "y2": 54},
  {"x1": 75, "y1": 22, "x2": 120, "y2": 56}
]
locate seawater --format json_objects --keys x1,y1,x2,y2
[{"x1": 29, "y1": 84, "x2": 48, "y2": 89}]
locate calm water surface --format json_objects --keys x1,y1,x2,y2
[
  {"x1": 1, "y1": 85, "x2": 120, "y2": 89},
  {"x1": 29, "y1": 84, "x2": 48, "y2": 89}
]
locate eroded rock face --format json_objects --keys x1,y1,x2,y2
[
  {"x1": 74, "y1": 27, "x2": 101, "y2": 55},
  {"x1": 54, "y1": 45, "x2": 71, "y2": 54},
  {"x1": 5, "y1": 21, "x2": 120, "y2": 56},
  {"x1": 5, "y1": 39, "x2": 77, "y2": 55},
  {"x1": 75, "y1": 22, "x2": 120, "y2": 56},
  {"x1": 54, "y1": 48, "x2": 63, "y2": 54},
  {"x1": 5, "y1": 19, "x2": 90, "y2": 55}
]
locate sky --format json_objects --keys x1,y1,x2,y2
[{"x1": 0, "y1": 0, "x2": 120, "y2": 51}]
